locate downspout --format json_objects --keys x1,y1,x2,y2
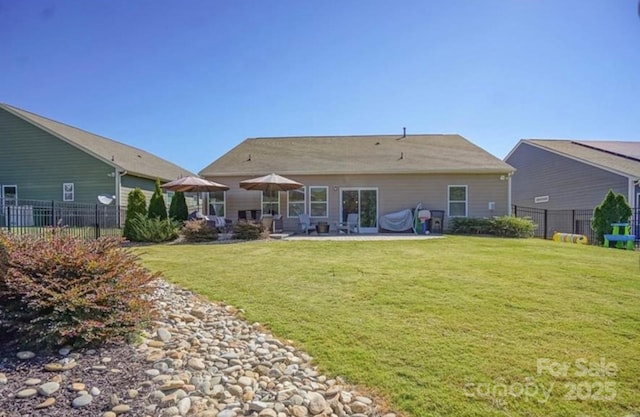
[
  {"x1": 629, "y1": 177, "x2": 636, "y2": 208},
  {"x1": 507, "y1": 173, "x2": 513, "y2": 216}
]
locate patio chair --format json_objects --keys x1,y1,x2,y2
[
  {"x1": 338, "y1": 213, "x2": 359, "y2": 234},
  {"x1": 272, "y1": 215, "x2": 283, "y2": 233},
  {"x1": 298, "y1": 214, "x2": 315, "y2": 235}
]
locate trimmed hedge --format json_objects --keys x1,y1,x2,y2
[
  {"x1": 449, "y1": 216, "x2": 536, "y2": 238},
  {"x1": 0, "y1": 232, "x2": 158, "y2": 348}
]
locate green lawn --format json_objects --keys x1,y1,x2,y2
[{"x1": 137, "y1": 236, "x2": 640, "y2": 417}]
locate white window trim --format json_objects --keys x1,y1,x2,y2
[
  {"x1": 63, "y1": 183, "x2": 74, "y2": 202},
  {"x1": 261, "y1": 191, "x2": 280, "y2": 215},
  {"x1": 309, "y1": 186, "x2": 329, "y2": 218},
  {"x1": 2, "y1": 184, "x2": 18, "y2": 205},
  {"x1": 448, "y1": 185, "x2": 468, "y2": 217},
  {"x1": 287, "y1": 187, "x2": 307, "y2": 218}
]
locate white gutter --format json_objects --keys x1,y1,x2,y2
[{"x1": 116, "y1": 170, "x2": 127, "y2": 226}]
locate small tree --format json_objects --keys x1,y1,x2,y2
[
  {"x1": 592, "y1": 190, "x2": 632, "y2": 245},
  {"x1": 169, "y1": 191, "x2": 189, "y2": 222},
  {"x1": 123, "y1": 188, "x2": 147, "y2": 240},
  {"x1": 148, "y1": 179, "x2": 168, "y2": 220}
]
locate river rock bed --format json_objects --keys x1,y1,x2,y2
[{"x1": 0, "y1": 280, "x2": 396, "y2": 417}]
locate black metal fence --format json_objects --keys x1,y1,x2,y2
[
  {"x1": 1, "y1": 199, "x2": 122, "y2": 239},
  {"x1": 512, "y1": 205, "x2": 640, "y2": 248}
]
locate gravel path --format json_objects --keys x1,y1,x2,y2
[{"x1": 0, "y1": 280, "x2": 397, "y2": 417}]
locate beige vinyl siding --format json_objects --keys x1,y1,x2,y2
[
  {"x1": 206, "y1": 173, "x2": 508, "y2": 232},
  {"x1": 507, "y1": 143, "x2": 628, "y2": 210},
  {"x1": 0, "y1": 108, "x2": 115, "y2": 204}
]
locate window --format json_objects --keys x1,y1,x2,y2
[
  {"x1": 309, "y1": 186, "x2": 328, "y2": 217},
  {"x1": 2, "y1": 185, "x2": 18, "y2": 205},
  {"x1": 288, "y1": 188, "x2": 305, "y2": 218},
  {"x1": 208, "y1": 191, "x2": 226, "y2": 217},
  {"x1": 262, "y1": 190, "x2": 279, "y2": 215},
  {"x1": 448, "y1": 185, "x2": 467, "y2": 217},
  {"x1": 63, "y1": 183, "x2": 74, "y2": 202}
]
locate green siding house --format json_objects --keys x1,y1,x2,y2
[{"x1": 0, "y1": 103, "x2": 194, "y2": 211}]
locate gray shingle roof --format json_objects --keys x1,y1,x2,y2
[
  {"x1": 1, "y1": 103, "x2": 195, "y2": 181},
  {"x1": 200, "y1": 134, "x2": 513, "y2": 176},
  {"x1": 523, "y1": 139, "x2": 640, "y2": 178}
]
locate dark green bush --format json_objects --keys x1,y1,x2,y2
[
  {"x1": 448, "y1": 217, "x2": 492, "y2": 234},
  {"x1": 0, "y1": 238, "x2": 8, "y2": 279},
  {"x1": 123, "y1": 188, "x2": 147, "y2": 240},
  {"x1": 148, "y1": 179, "x2": 168, "y2": 220},
  {"x1": 449, "y1": 216, "x2": 536, "y2": 238},
  {"x1": 233, "y1": 222, "x2": 264, "y2": 240},
  {"x1": 488, "y1": 216, "x2": 536, "y2": 238},
  {"x1": 128, "y1": 213, "x2": 180, "y2": 243},
  {"x1": 181, "y1": 219, "x2": 218, "y2": 242},
  {"x1": 0, "y1": 233, "x2": 158, "y2": 348},
  {"x1": 169, "y1": 191, "x2": 189, "y2": 222},
  {"x1": 592, "y1": 190, "x2": 632, "y2": 245}
]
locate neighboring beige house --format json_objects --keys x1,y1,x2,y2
[{"x1": 200, "y1": 134, "x2": 515, "y2": 233}]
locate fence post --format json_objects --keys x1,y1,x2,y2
[
  {"x1": 6, "y1": 205, "x2": 11, "y2": 232},
  {"x1": 95, "y1": 204, "x2": 100, "y2": 239},
  {"x1": 543, "y1": 209, "x2": 548, "y2": 239},
  {"x1": 51, "y1": 200, "x2": 55, "y2": 227},
  {"x1": 513, "y1": 205, "x2": 517, "y2": 217},
  {"x1": 571, "y1": 210, "x2": 576, "y2": 234}
]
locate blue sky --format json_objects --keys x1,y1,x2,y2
[{"x1": 1, "y1": 0, "x2": 639, "y2": 174}]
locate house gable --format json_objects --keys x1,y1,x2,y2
[
  {"x1": 0, "y1": 103, "x2": 195, "y2": 181},
  {"x1": 506, "y1": 141, "x2": 630, "y2": 210},
  {"x1": 0, "y1": 106, "x2": 116, "y2": 204}
]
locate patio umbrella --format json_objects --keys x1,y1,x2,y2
[
  {"x1": 239, "y1": 173, "x2": 303, "y2": 192},
  {"x1": 161, "y1": 176, "x2": 230, "y2": 192}
]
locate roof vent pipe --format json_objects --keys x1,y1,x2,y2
[{"x1": 403, "y1": 127, "x2": 406, "y2": 137}]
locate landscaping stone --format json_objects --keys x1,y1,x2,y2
[
  {"x1": 0, "y1": 279, "x2": 393, "y2": 417},
  {"x1": 72, "y1": 394, "x2": 94, "y2": 408},
  {"x1": 38, "y1": 381, "x2": 60, "y2": 396}
]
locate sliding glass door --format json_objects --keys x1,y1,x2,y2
[{"x1": 340, "y1": 188, "x2": 378, "y2": 233}]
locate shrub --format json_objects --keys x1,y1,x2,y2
[
  {"x1": 448, "y1": 217, "x2": 492, "y2": 234},
  {"x1": 592, "y1": 190, "x2": 632, "y2": 245},
  {"x1": 488, "y1": 216, "x2": 536, "y2": 238},
  {"x1": 181, "y1": 219, "x2": 218, "y2": 242},
  {"x1": 129, "y1": 213, "x2": 180, "y2": 243},
  {"x1": 148, "y1": 179, "x2": 168, "y2": 220},
  {"x1": 233, "y1": 222, "x2": 264, "y2": 240},
  {"x1": 169, "y1": 191, "x2": 189, "y2": 222},
  {"x1": 0, "y1": 234, "x2": 159, "y2": 348},
  {"x1": 123, "y1": 188, "x2": 147, "y2": 240},
  {"x1": 449, "y1": 216, "x2": 536, "y2": 238}
]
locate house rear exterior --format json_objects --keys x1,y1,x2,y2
[
  {"x1": 0, "y1": 103, "x2": 195, "y2": 226},
  {"x1": 200, "y1": 134, "x2": 514, "y2": 233}
]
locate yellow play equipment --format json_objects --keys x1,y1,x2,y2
[{"x1": 552, "y1": 232, "x2": 588, "y2": 245}]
